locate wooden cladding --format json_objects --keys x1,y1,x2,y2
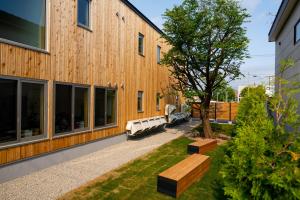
[
  {"x1": 0, "y1": 0, "x2": 178, "y2": 165},
  {"x1": 192, "y1": 102, "x2": 239, "y2": 122}
]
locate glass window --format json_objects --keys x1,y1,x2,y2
[
  {"x1": 296, "y1": 20, "x2": 300, "y2": 44},
  {"x1": 138, "y1": 33, "x2": 144, "y2": 55},
  {"x1": 106, "y1": 90, "x2": 116, "y2": 124},
  {"x1": 0, "y1": 79, "x2": 17, "y2": 143},
  {"x1": 156, "y1": 93, "x2": 160, "y2": 111},
  {"x1": 78, "y1": 0, "x2": 90, "y2": 28},
  {"x1": 94, "y1": 88, "x2": 106, "y2": 127},
  {"x1": 21, "y1": 83, "x2": 44, "y2": 138},
  {"x1": 157, "y1": 46, "x2": 161, "y2": 64},
  {"x1": 0, "y1": 78, "x2": 46, "y2": 146},
  {"x1": 138, "y1": 91, "x2": 143, "y2": 112},
  {"x1": 55, "y1": 85, "x2": 72, "y2": 134},
  {"x1": 74, "y1": 87, "x2": 89, "y2": 130},
  {"x1": 0, "y1": 0, "x2": 46, "y2": 49}
]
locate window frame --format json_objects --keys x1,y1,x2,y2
[
  {"x1": 0, "y1": 75, "x2": 48, "y2": 147},
  {"x1": 94, "y1": 86, "x2": 118, "y2": 130},
  {"x1": 137, "y1": 91, "x2": 144, "y2": 113},
  {"x1": 138, "y1": 33, "x2": 144, "y2": 56},
  {"x1": 0, "y1": 0, "x2": 50, "y2": 53},
  {"x1": 77, "y1": 0, "x2": 92, "y2": 31},
  {"x1": 157, "y1": 45, "x2": 161, "y2": 64},
  {"x1": 295, "y1": 18, "x2": 300, "y2": 45},
  {"x1": 53, "y1": 82, "x2": 91, "y2": 137},
  {"x1": 156, "y1": 93, "x2": 161, "y2": 111}
]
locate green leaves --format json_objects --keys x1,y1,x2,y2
[{"x1": 221, "y1": 61, "x2": 300, "y2": 199}]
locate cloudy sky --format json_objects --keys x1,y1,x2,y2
[{"x1": 128, "y1": 0, "x2": 282, "y2": 89}]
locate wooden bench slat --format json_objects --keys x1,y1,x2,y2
[
  {"x1": 187, "y1": 139, "x2": 218, "y2": 154},
  {"x1": 157, "y1": 154, "x2": 211, "y2": 198}
]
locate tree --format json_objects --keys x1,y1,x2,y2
[
  {"x1": 212, "y1": 81, "x2": 236, "y2": 102},
  {"x1": 221, "y1": 60, "x2": 300, "y2": 199},
  {"x1": 162, "y1": 0, "x2": 249, "y2": 137}
]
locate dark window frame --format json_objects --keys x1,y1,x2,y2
[
  {"x1": 0, "y1": 76, "x2": 48, "y2": 147},
  {"x1": 53, "y1": 82, "x2": 91, "y2": 137},
  {"x1": 77, "y1": 0, "x2": 92, "y2": 31},
  {"x1": 138, "y1": 33, "x2": 144, "y2": 56},
  {"x1": 94, "y1": 86, "x2": 118, "y2": 130},
  {"x1": 0, "y1": 0, "x2": 49, "y2": 53},
  {"x1": 137, "y1": 91, "x2": 144, "y2": 113},
  {"x1": 295, "y1": 18, "x2": 300, "y2": 45},
  {"x1": 157, "y1": 45, "x2": 161, "y2": 64}
]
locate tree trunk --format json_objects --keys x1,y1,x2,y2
[{"x1": 200, "y1": 100, "x2": 213, "y2": 138}]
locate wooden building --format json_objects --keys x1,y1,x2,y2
[{"x1": 0, "y1": 0, "x2": 179, "y2": 165}]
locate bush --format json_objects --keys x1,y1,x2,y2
[{"x1": 221, "y1": 81, "x2": 300, "y2": 200}]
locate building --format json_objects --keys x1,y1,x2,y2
[
  {"x1": 0, "y1": 0, "x2": 179, "y2": 165},
  {"x1": 269, "y1": 0, "x2": 300, "y2": 94}
]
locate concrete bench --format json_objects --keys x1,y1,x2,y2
[
  {"x1": 187, "y1": 139, "x2": 218, "y2": 154},
  {"x1": 157, "y1": 154, "x2": 210, "y2": 198}
]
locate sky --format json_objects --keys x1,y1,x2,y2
[{"x1": 128, "y1": 0, "x2": 282, "y2": 89}]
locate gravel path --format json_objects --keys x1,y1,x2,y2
[{"x1": 0, "y1": 122, "x2": 197, "y2": 200}]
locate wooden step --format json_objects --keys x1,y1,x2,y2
[
  {"x1": 157, "y1": 154, "x2": 211, "y2": 198},
  {"x1": 187, "y1": 139, "x2": 218, "y2": 154}
]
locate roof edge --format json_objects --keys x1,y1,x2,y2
[
  {"x1": 121, "y1": 0, "x2": 164, "y2": 35},
  {"x1": 268, "y1": 0, "x2": 287, "y2": 42}
]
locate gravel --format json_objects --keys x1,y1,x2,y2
[{"x1": 0, "y1": 121, "x2": 197, "y2": 200}]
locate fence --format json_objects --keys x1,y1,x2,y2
[{"x1": 191, "y1": 102, "x2": 239, "y2": 122}]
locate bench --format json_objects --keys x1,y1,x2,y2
[
  {"x1": 157, "y1": 154, "x2": 210, "y2": 198},
  {"x1": 187, "y1": 139, "x2": 218, "y2": 154}
]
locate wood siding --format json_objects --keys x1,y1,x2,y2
[
  {"x1": 0, "y1": 0, "x2": 178, "y2": 165},
  {"x1": 192, "y1": 102, "x2": 239, "y2": 122}
]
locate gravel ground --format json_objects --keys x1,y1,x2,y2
[{"x1": 0, "y1": 121, "x2": 197, "y2": 200}]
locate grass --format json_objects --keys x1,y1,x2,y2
[
  {"x1": 194, "y1": 122, "x2": 236, "y2": 137},
  {"x1": 59, "y1": 137, "x2": 227, "y2": 200}
]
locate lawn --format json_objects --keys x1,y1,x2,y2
[{"x1": 59, "y1": 137, "x2": 227, "y2": 200}]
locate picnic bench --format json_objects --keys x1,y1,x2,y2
[
  {"x1": 157, "y1": 154, "x2": 211, "y2": 198},
  {"x1": 187, "y1": 139, "x2": 218, "y2": 154}
]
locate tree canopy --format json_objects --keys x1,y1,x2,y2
[{"x1": 162, "y1": 0, "x2": 249, "y2": 137}]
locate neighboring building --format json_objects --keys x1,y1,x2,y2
[
  {"x1": 269, "y1": 0, "x2": 300, "y2": 94},
  {"x1": 0, "y1": 0, "x2": 179, "y2": 165}
]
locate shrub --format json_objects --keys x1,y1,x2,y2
[{"x1": 221, "y1": 61, "x2": 300, "y2": 200}]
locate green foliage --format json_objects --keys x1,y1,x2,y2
[
  {"x1": 161, "y1": 0, "x2": 249, "y2": 118},
  {"x1": 194, "y1": 122, "x2": 236, "y2": 137},
  {"x1": 212, "y1": 81, "x2": 237, "y2": 102},
  {"x1": 221, "y1": 61, "x2": 300, "y2": 200}
]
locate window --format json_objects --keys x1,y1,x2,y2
[
  {"x1": 138, "y1": 91, "x2": 144, "y2": 112},
  {"x1": 138, "y1": 33, "x2": 144, "y2": 55},
  {"x1": 106, "y1": 90, "x2": 116, "y2": 125},
  {"x1": 0, "y1": 0, "x2": 47, "y2": 49},
  {"x1": 94, "y1": 88, "x2": 117, "y2": 128},
  {"x1": 0, "y1": 77, "x2": 46, "y2": 145},
  {"x1": 295, "y1": 19, "x2": 300, "y2": 44},
  {"x1": 78, "y1": 0, "x2": 90, "y2": 28},
  {"x1": 157, "y1": 46, "x2": 161, "y2": 64},
  {"x1": 55, "y1": 84, "x2": 90, "y2": 135},
  {"x1": 21, "y1": 83, "x2": 45, "y2": 139},
  {"x1": 156, "y1": 93, "x2": 160, "y2": 111}
]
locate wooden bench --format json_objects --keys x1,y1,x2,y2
[
  {"x1": 157, "y1": 154, "x2": 210, "y2": 198},
  {"x1": 187, "y1": 139, "x2": 218, "y2": 154}
]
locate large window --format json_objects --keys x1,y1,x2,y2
[
  {"x1": 55, "y1": 84, "x2": 90, "y2": 135},
  {"x1": 138, "y1": 33, "x2": 144, "y2": 55},
  {"x1": 295, "y1": 19, "x2": 300, "y2": 44},
  {"x1": 0, "y1": 77, "x2": 46, "y2": 145},
  {"x1": 94, "y1": 88, "x2": 117, "y2": 128},
  {"x1": 0, "y1": 0, "x2": 47, "y2": 49},
  {"x1": 138, "y1": 91, "x2": 144, "y2": 112},
  {"x1": 157, "y1": 46, "x2": 161, "y2": 64},
  {"x1": 78, "y1": 0, "x2": 90, "y2": 29}
]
